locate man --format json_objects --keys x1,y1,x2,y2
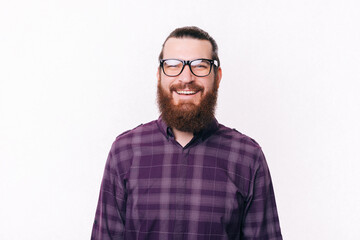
[{"x1": 91, "y1": 26, "x2": 282, "y2": 240}]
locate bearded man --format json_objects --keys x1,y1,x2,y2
[{"x1": 91, "y1": 26, "x2": 282, "y2": 240}]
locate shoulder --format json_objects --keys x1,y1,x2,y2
[
  {"x1": 106, "y1": 120, "x2": 159, "y2": 168},
  {"x1": 213, "y1": 124, "x2": 269, "y2": 184},
  {"x1": 113, "y1": 120, "x2": 158, "y2": 147},
  {"x1": 109, "y1": 119, "x2": 159, "y2": 154},
  {"x1": 215, "y1": 123, "x2": 262, "y2": 150},
  {"x1": 211, "y1": 123, "x2": 265, "y2": 166},
  {"x1": 115, "y1": 119, "x2": 158, "y2": 141}
]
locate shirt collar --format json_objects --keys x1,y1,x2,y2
[{"x1": 156, "y1": 116, "x2": 219, "y2": 141}]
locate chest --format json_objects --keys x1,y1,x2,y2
[{"x1": 124, "y1": 145, "x2": 249, "y2": 225}]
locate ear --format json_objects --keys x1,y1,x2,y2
[
  {"x1": 215, "y1": 67, "x2": 222, "y2": 89},
  {"x1": 156, "y1": 67, "x2": 161, "y2": 82}
]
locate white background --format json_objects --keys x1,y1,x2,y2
[{"x1": 1, "y1": 0, "x2": 359, "y2": 239}]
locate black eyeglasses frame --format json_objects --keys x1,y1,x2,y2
[{"x1": 159, "y1": 58, "x2": 219, "y2": 77}]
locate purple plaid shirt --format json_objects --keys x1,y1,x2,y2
[{"x1": 91, "y1": 117, "x2": 282, "y2": 240}]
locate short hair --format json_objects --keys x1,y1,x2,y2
[{"x1": 158, "y1": 26, "x2": 220, "y2": 68}]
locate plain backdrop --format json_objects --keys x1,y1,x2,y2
[{"x1": 1, "y1": 0, "x2": 359, "y2": 239}]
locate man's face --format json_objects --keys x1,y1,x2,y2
[
  {"x1": 157, "y1": 38, "x2": 221, "y2": 107},
  {"x1": 157, "y1": 37, "x2": 222, "y2": 132}
]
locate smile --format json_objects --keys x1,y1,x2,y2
[{"x1": 176, "y1": 90, "x2": 198, "y2": 95}]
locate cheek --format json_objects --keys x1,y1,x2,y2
[
  {"x1": 159, "y1": 74, "x2": 172, "y2": 89},
  {"x1": 203, "y1": 80, "x2": 216, "y2": 93},
  {"x1": 159, "y1": 77, "x2": 168, "y2": 90}
]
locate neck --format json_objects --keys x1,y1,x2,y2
[{"x1": 172, "y1": 128, "x2": 194, "y2": 147}]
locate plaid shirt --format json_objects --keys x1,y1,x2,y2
[{"x1": 91, "y1": 117, "x2": 282, "y2": 240}]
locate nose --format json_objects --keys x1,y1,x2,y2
[{"x1": 178, "y1": 64, "x2": 194, "y2": 83}]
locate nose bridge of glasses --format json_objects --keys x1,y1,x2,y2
[
  {"x1": 185, "y1": 60, "x2": 200, "y2": 75},
  {"x1": 181, "y1": 60, "x2": 194, "y2": 77}
]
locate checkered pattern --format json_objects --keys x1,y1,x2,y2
[{"x1": 91, "y1": 117, "x2": 282, "y2": 240}]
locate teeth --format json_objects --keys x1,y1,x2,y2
[{"x1": 176, "y1": 90, "x2": 196, "y2": 95}]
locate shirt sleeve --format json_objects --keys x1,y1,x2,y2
[
  {"x1": 241, "y1": 149, "x2": 282, "y2": 240},
  {"x1": 91, "y1": 147, "x2": 127, "y2": 240}
]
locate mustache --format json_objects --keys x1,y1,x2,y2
[{"x1": 169, "y1": 82, "x2": 203, "y2": 92}]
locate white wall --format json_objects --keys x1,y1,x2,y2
[{"x1": 1, "y1": 0, "x2": 359, "y2": 239}]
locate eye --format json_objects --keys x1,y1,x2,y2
[
  {"x1": 191, "y1": 60, "x2": 210, "y2": 69},
  {"x1": 164, "y1": 59, "x2": 182, "y2": 68}
]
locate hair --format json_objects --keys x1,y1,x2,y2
[{"x1": 158, "y1": 26, "x2": 220, "y2": 69}]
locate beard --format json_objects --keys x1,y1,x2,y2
[{"x1": 157, "y1": 79, "x2": 218, "y2": 133}]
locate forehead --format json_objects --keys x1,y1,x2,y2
[{"x1": 162, "y1": 37, "x2": 212, "y2": 60}]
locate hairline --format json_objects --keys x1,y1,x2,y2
[{"x1": 160, "y1": 37, "x2": 213, "y2": 59}]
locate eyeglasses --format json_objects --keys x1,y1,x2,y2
[{"x1": 159, "y1": 58, "x2": 219, "y2": 77}]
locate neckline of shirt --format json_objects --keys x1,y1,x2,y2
[{"x1": 156, "y1": 116, "x2": 219, "y2": 143}]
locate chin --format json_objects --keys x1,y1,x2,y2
[{"x1": 174, "y1": 97, "x2": 201, "y2": 105}]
